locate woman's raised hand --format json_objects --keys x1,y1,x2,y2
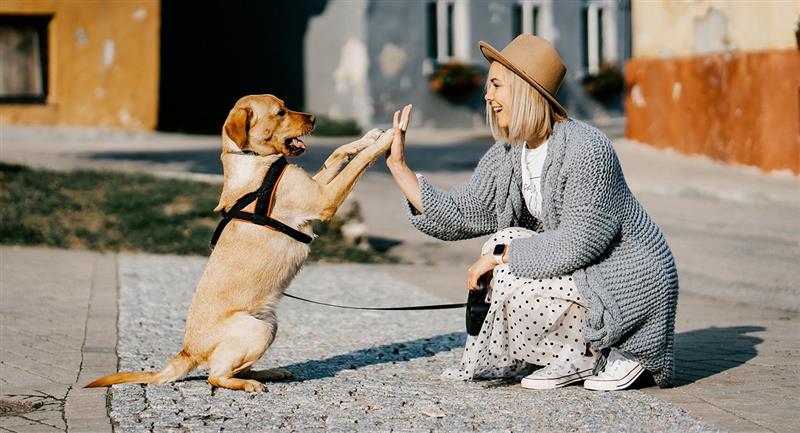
[
  {"x1": 385, "y1": 104, "x2": 412, "y2": 167},
  {"x1": 384, "y1": 104, "x2": 423, "y2": 213}
]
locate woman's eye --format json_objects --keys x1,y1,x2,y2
[{"x1": 277, "y1": 109, "x2": 285, "y2": 116}]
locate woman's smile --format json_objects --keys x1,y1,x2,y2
[{"x1": 485, "y1": 62, "x2": 513, "y2": 128}]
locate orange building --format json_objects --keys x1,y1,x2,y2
[
  {"x1": 624, "y1": 0, "x2": 799, "y2": 174},
  {"x1": 0, "y1": 1, "x2": 160, "y2": 129}
]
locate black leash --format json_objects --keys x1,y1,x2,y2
[
  {"x1": 283, "y1": 293, "x2": 466, "y2": 311},
  {"x1": 210, "y1": 156, "x2": 312, "y2": 250}
]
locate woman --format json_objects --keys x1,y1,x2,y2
[{"x1": 385, "y1": 35, "x2": 678, "y2": 390}]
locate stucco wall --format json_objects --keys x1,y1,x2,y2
[
  {"x1": 632, "y1": 0, "x2": 800, "y2": 58},
  {"x1": 0, "y1": 1, "x2": 159, "y2": 129},
  {"x1": 625, "y1": 50, "x2": 799, "y2": 174}
]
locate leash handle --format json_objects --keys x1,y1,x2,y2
[{"x1": 282, "y1": 292, "x2": 465, "y2": 311}]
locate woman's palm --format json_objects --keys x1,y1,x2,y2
[{"x1": 386, "y1": 104, "x2": 412, "y2": 164}]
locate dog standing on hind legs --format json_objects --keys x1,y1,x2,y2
[{"x1": 86, "y1": 95, "x2": 407, "y2": 392}]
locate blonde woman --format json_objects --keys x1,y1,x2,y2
[{"x1": 385, "y1": 35, "x2": 678, "y2": 390}]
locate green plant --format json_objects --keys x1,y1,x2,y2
[
  {"x1": 311, "y1": 115, "x2": 362, "y2": 137},
  {"x1": 581, "y1": 63, "x2": 625, "y2": 103},
  {"x1": 429, "y1": 61, "x2": 484, "y2": 100},
  {"x1": 0, "y1": 163, "x2": 397, "y2": 262}
]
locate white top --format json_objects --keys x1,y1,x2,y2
[{"x1": 520, "y1": 139, "x2": 549, "y2": 218}]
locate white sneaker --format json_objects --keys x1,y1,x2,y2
[
  {"x1": 583, "y1": 348, "x2": 645, "y2": 391},
  {"x1": 520, "y1": 363, "x2": 593, "y2": 390}
]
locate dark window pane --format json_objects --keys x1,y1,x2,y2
[
  {"x1": 446, "y1": 2, "x2": 454, "y2": 57},
  {"x1": 427, "y1": 1, "x2": 437, "y2": 59},
  {"x1": 512, "y1": 4, "x2": 522, "y2": 36},
  {"x1": 532, "y1": 6, "x2": 539, "y2": 35},
  {"x1": 0, "y1": 15, "x2": 50, "y2": 103},
  {"x1": 598, "y1": 7, "x2": 604, "y2": 66},
  {"x1": 581, "y1": 6, "x2": 589, "y2": 71}
]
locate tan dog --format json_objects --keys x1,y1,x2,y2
[{"x1": 86, "y1": 94, "x2": 395, "y2": 392}]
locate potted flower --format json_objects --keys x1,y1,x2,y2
[
  {"x1": 429, "y1": 61, "x2": 484, "y2": 101},
  {"x1": 581, "y1": 63, "x2": 625, "y2": 104}
]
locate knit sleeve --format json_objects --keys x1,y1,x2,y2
[
  {"x1": 401, "y1": 144, "x2": 502, "y2": 241},
  {"x1": 506, "y1": 138, "x2": 622, "y2": 278}
]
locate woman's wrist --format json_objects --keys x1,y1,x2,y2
[{"x1": 386, "y1": 157, "x2": 406, "y2": 171}]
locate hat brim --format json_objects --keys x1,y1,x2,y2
[{"x1": 479, "y1": 40, "x2": 567, "y2": 118}]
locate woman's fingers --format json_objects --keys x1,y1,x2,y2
[
  {"x1": 393, "y1": 110, "x2": 400, "y2": 129},
  {"x1": 400, "y1": 104, "x2": 412, "y2": 132}
]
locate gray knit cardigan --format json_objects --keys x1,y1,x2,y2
[{"x1": 402, "y1": 118, "x2": 679, "y2": 387}]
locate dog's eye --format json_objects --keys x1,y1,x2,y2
[{"x1": 277, "y1": 109, "x2": 285, "y2": 116}]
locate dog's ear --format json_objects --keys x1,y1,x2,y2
[{"x1": 223, "y1": 107, "x2": 252, "y2": 149}]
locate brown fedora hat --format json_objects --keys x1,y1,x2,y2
[{"x1": 479, "y1": 35, "x2": 567, "y2": 118}]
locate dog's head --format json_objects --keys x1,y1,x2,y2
[{"x1": 222, "y1": 94, "x2": 315, "y2": 157}]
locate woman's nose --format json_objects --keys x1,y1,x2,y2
[{"x1": 484, "y1": 89, "x2": 493, "y2": 103}]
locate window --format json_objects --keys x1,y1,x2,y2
[
  {"x1": 513, "y1": 1, "x2": 542, "y2": 37},
  {"x1": 426, "y1": 0, "x2": 470, "y2": 63},
  {"x1": 582, "y1": 1, "x2": 617, "y2": 75},
  {"x1": 0, "y1": 15, "x2": 51, "y2": 104}
]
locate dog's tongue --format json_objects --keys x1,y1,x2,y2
[{"x1": 290, "y1": 138, "x2": 306, "y2": 153}]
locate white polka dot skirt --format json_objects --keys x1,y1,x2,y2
[{"x1": 443, "y1": 227, "x2": 599, "y2": 380}]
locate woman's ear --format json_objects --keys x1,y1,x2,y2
[{"x1": 223, "y1": 106, "x2": 252, "y2": 149}]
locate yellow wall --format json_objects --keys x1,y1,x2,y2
[
  {"x1": 632, "y1": 0, "x2": 800, "y2": 58},
  {"x1": 0, "y1": 1, "x2": 159, "y2": 129}
]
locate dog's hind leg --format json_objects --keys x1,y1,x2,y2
[{"x1": 207, "y1": 312, "x2": 275, "y2": 392}]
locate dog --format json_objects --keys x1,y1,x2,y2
[{"x1": 86, "y1": 94, "x2": 396, "y2": 392}]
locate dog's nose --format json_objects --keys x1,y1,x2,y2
[{"x1": 309, "y1": 115, "x2": 316, "y2": 125}]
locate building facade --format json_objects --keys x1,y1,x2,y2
[
  {"x1": 305, "y1": 0, "x2": 632, "y2": 129},
  {"x1": 625, "y1": 0, "x2": 800, "y2": 174},
  {"x1": 0, "y1": 1, "x2": 160, "y2": 129},
  {"x1": 1, "y1": 0, "x2": 632, "y2": 132}
]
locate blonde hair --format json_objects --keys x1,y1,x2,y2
[{"x1": 485, "y1": 62, "x2": 567, "y2": 146}]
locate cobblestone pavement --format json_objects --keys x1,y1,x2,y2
[{"x1": 109, "y1": 254, "x2": 716, "y2": 433}]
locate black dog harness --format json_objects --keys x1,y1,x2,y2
[
  {"x1": 209, "y1": 155, "x2": 313, "y2": 249},
  {"x1": 208, "y1": 154, "x2": 468, "y2": 316}
]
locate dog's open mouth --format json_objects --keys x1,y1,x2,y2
[{"x1": 284, "y1": 137, "x2": 307, "y2": 155}]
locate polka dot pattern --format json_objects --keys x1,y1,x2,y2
[{"x1": 443, "y1": 227, "x2": 597, "y2": 380}]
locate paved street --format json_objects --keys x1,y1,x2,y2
[
  {"x1": 110, "y1": 254, "x2": 716, "y2": 433},
  {"x1": 1, "y1": 125, "x2": 799, "y2": 432}
]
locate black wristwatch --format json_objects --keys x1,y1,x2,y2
[{"x1": 492, "y1": 243, "x2": 507, "y2": 265}]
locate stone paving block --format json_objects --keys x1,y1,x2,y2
[{"x1": 108, "y1": 255, "x2": 719, "y2": 433}]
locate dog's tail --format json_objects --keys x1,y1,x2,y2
[{"x1": 84, "y1": 350, "x2": 196, "y2": 388}]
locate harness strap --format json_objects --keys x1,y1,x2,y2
[{"x1": 210, "y1": 156, "x2": 313, "y2": 250}]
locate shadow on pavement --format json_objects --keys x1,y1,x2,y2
[
  {"x1": 672, "y1": 325, "x2": 764, "y2": 386},
  {"x1": 280, "y1": 331, "x2": 466, "y2": 381},
  {"x1": 85, "y1": 140, "x2": 491, "y2": 175},
  {"x1": 275, "y1": 325, "x2": 763, "y2": 386}
]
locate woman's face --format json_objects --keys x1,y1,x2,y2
[{"x1": 485, "y1": 62, "x2": 513, "y2": 129}]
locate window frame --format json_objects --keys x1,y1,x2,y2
[
  {"x1": 0, "y1": 14, "x2": 52, "y2": 104},
  {"x1": 582, "y1": 0, "x2": 618, "y2": 75},
  {"x1": 427, "y1": 0, "x2": 471, "y2": 64}
]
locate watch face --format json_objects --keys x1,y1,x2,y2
[{"x1": 493, "y1": 243, "x2": 505, "y2": 255}]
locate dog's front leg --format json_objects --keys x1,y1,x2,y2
[
  {"x1": 312, "y1": 128, "x2": 384, "y2": 185},
  {"x1": 316, "y1": 129, "x2": 396, "y2": 220}
]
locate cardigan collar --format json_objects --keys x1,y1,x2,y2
[{"x1": 497, "y1": 119, "x2": 570, "y2": 229}]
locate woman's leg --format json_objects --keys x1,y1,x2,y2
[
  {"x1": 444, "y1": 227, "x2": 597, "y2": 381},
  {"x1": 442, "y1": 227, "x2": 540, "y2": 380}
]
